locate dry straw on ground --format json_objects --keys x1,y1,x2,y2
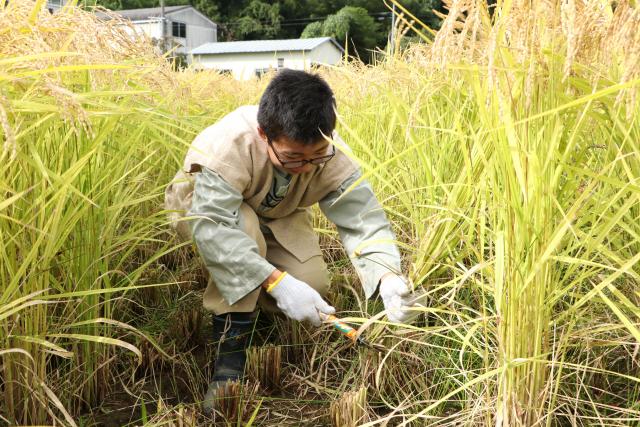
[
  {"x1": 330, "y1": 386, "x2": 369, "y2": 427},
  {"x1": 208, "y1": 380, "x2": 260, "y2": 424}
]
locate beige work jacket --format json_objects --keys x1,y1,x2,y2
[{"x1": 165, "y1": 105, "x2": 359, "y2": 264}]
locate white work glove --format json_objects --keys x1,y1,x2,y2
[
  {"x1": 379, "y1": 274, "x2": 414, "y2": 323},
  {"x1": 268, "y1": 273, "x2": 336, "y2": 327}
]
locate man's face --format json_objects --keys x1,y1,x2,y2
[{"x1": 258, "y1": 127, "x2": 333, "y2": 175}]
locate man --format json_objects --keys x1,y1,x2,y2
[{"x1": 164, "y1": 69, "x2": 415, "y2": 414}]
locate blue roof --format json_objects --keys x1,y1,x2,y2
[{"x1": 191, "y1": 37, "x2": 343, "y2": 55}]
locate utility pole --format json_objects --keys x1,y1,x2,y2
[
  {"x1": 390, "y1": 4, "x2": 396, "y2": 56},
  {"x1": 160, "y1": 0, "x2": 166, "y2": 53}
]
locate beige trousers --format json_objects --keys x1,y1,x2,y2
[{"x1": 203, "y1": 203, "x2": 330, "y2": 315}]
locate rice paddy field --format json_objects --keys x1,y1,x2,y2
[{"x1": 1, "y1": 0, "x2": 639, "y2": 425}]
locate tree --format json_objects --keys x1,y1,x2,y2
[
  {"x1": 230, "y1": 0, "x2": 281, "y2": 40},
  {"x1": 191, "y1": 0, "x2": 219, "y2": 23},
  {"x1": 301, "y1": 6, "x2": 380, "y2": 62},
  {"x1": 300, "y1": 21, "x2": 322, "y2": 38}
]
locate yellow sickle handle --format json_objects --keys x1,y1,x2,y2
[{"x1": 319, "y1": 312, "x2": 359, "y2": 343}]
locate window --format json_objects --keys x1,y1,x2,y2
[
  {"x1": 255, "y1": 68, "x2": 270, "y2": 78},
  {"x1": 277, "y1": 58, "x2": 284, "y2": 68},
  {"x1": 172, "y1": 21, "x2": 186, "y2": 38},
  {"x1": 46, "y1": 0, "x2": 63, "y2": 12}
]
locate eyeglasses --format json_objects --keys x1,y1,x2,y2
[{"x1": 267, "y1": 138, "x2": 336, "y2": 169}]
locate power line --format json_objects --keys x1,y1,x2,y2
[{"x1": 217, "y1": 11, "x2": 395, "y2": 27}]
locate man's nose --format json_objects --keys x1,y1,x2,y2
[{"x1": 299, "y1": 163, "x2": 314, "y2": 173}]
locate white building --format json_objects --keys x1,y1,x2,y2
[
  {"x1": 46, "y1": 0, "x2": 67, "y2": 13},
  {"x1": 98, "y1": 5, "x2": 217, "y2": 57},
  {"x1": 191, "y1": 37, "x2": 344, "y2": 80}
]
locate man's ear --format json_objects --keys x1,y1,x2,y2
[{"x1": 257, "y1": 126, "x2": 266, "y2": 139}]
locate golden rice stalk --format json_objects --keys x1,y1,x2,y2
[
  {"x1": 0, "y1": 0, "x2": 159, "y2": 65},
  {"x1": 399, "y1": 0, "x2": 639, "y2": 111},
  {"x1": 42, "y1": 79, "x2": 93, "y2": 137},
  {"x1": 246, "y1": 344, "x2": 282, "y2": 391},
  {"x1": 330, "y1": 386, "x2": 369, "y2": 427},
  {"x1": 0, "y1": 92, "x2": 16, "y2": 162},
  {"x1": 0, "y1": 0, "x2": 177, "y2": 95}
]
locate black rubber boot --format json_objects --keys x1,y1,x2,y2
[{"x1": 202, "y1": 312, "x2": 255, "y2": 415}]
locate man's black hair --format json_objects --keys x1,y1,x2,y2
[{"x1": 258, "y1": 69, "x2": 336, "y2": 145}]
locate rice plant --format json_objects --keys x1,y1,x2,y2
[
  {"x1": 0, "y1": 1, "x2": 240, "y2": 424},
  {"x1": 331, "y1": 1, "x2": 640, "y2": 424},
  {"x1": 1, "y1": 0, "x2": 639, "y2": 425}
]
